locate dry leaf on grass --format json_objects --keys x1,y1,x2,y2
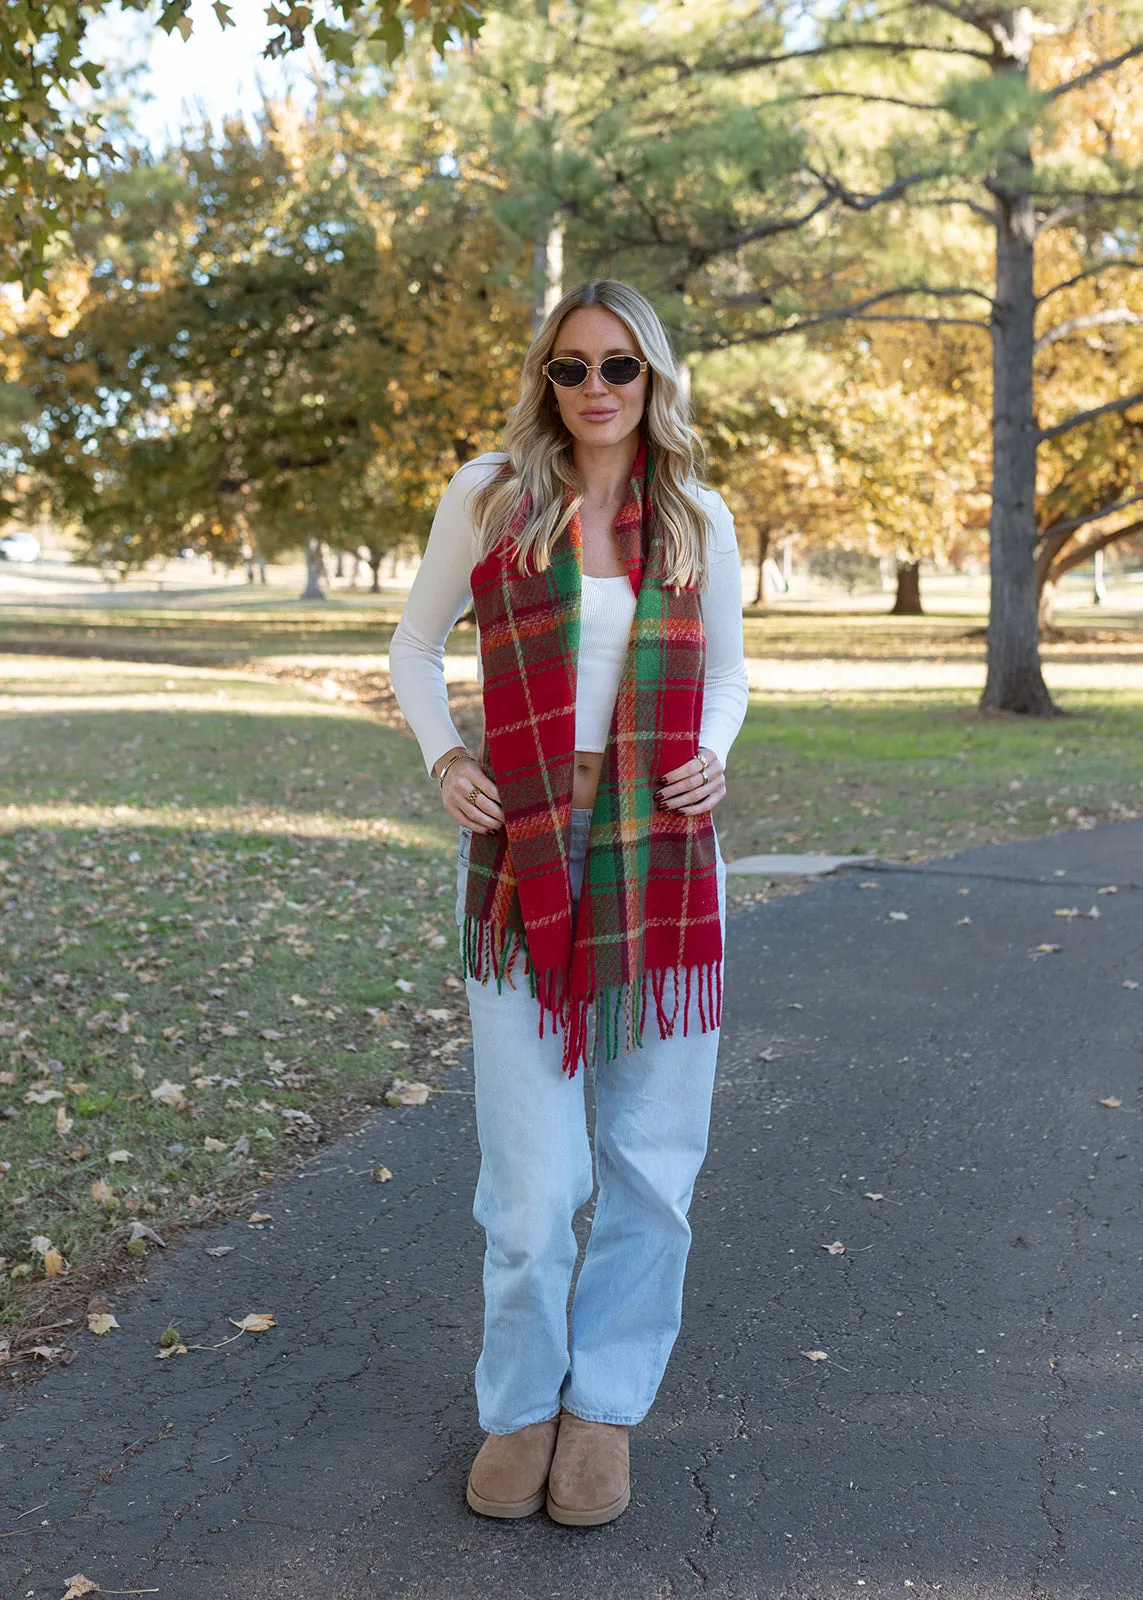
[{"x1": 386, "y1": 1079, "x2": 432, "y2": 1107}]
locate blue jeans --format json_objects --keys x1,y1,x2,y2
[{"x1": 455, "y1": 805, "x2": 728, "y2": 1433}]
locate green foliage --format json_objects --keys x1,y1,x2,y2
[{"x1": 0, "y1": 0, "x2": 485, "y2": 291}]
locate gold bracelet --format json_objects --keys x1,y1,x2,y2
[{"x1": 436, "y1": 750, "x2": 467, "y2": 789}]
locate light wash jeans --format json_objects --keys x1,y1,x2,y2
[{"x1": 455, "y1": 805, "x2": 728, "y2": 1434}]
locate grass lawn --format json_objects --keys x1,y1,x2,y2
[{"x1": 2, "y1": 629, "x2": 1142, "y2": 1376}]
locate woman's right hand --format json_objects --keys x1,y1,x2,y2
[{"x1": 437, "y1": 751, "x2": 505, "y2": 833}]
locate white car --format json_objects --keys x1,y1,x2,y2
[{"x1": 0, "y1": 532, "x2": 41, "y2": 562}]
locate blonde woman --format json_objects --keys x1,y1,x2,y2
[{"x1": 389, "y1": 279, "x2": 749, "y2": 1527}]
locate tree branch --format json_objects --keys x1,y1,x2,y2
[
  {"x1": 924, "y1": 194, "x2": 1000, "y2": 225},
  {"x1": 1048, "y1": 517, "x2": 1143, "y2": 581},
  {"x1": 1034, "y1": 308, "x2": 1143, "y2": 352},
  {"x1": 1037, "y1": 259, "x2": 1143, "y2": 303},
  {"x1": 697, "y1": 305, "x2": 990, "y2": 350},
  {"x1": 1038, "y1": 490, "x2": 1143, "y2": 542},
  {"x1": 1044, "y1": 40, "x2": 1143, "y2": 103},
  {"x1": 1038, "y1": 388, "x2": 1143, "y2": 443},
  {"x1": 680, "y1": 38, "x2": 996, "y2": 78},
  {"x1": 783, "y1": 89, "x2": 950, "y2": 112}
]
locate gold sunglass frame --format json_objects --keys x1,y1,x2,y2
[{"x1": 542, "y1": 357, "x2": 650, "y2": 388}]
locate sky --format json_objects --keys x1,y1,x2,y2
[{"x1": 89, "y1": 0, "x2": 319, "y2": 154}]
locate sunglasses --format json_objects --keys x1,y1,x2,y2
[{"x1": 542, "y1": 356, "x2": 649, "y2": 388}]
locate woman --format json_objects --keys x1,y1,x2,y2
[{"x1": 389, "y1": 279, "x2": 749, "y2": 1527}]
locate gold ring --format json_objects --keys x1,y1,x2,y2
[{"x1": 468, "y1": 787, "x2": 480, "y2": 805}]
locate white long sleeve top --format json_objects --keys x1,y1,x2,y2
[{"x1": 389, "y1": 452, "x2": 750, "y2": 778}]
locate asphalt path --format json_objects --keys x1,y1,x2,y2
[{"x1": 3, "y1": 820, "x2": 1142, "y2": 1600}]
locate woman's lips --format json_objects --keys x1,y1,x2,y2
[{"x1": 580, "y1": 409, "x2": 619, "y2": 421}]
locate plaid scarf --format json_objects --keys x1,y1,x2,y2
[{"x1": 461, "y1": 438, "x2": 723, "y2": 1079}]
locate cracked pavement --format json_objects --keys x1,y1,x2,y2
[{"x1": 2, "y1": 819, "x2": 1142, "y2": 1599}]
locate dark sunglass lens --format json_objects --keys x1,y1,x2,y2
[
  {"x1": 547, "y1": 358, "x2": 588, "y2": 386},
  {"x1": 600, "y1": 356, "x2": 643, "y2": 384}
]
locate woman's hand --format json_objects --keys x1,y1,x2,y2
[
  {"x1": 655, "y1": 746, "x2": 725, "y2": 815},
  {"x1": 439, "y1": 752, "x2": 505, "y2": 832}
]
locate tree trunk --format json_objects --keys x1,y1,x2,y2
[
  {"x1": 980, "y1": 35, "x2": 1056, "y2": 714},
  {"x1": 890, "y1": 559, "x2": 923, "y2": 615},
  {"x1": 753, "y1": 524, "x2": 772, "y2": 606},
  {"x1": 301, "y1": 538, "x2": 326, "y2": 601},
  {"x1": 1038, "y1": 576, "x2": 1056, "y2": 630},
  {"x1": 370, "y1": 552, "x2": 382, "y2": 594}
]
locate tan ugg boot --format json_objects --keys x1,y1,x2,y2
[
  {"x1": 545, "y1": 1405, "x2": 631, "y2": 1526},
  {"x1": 465, "y1": 1414, "x2": 561, "y2": 1518}
]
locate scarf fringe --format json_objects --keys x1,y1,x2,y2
[{"x1": 462, "y1": 914, "x2": 723, "y2": 1080}]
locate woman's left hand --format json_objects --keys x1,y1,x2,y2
[{"x1": 655, "y1": 746, "x2": 725, "y2": 815}]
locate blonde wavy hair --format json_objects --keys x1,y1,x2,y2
[{"x1": 469, "y1": 280, "x2": 714, "y2": 591}]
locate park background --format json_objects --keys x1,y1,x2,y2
[{"x1": 2, "y1": 0, "x2": 1143, "y2": 1376}]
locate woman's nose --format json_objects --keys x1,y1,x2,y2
[{"x1": 582, "y1": 366, "x2": 609, "y2": 395}]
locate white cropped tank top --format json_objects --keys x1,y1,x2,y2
[{"x1": 576, "y1": 574, "x2": 638, "y2": 752}]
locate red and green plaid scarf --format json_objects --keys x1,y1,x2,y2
[{"x1": 461, "y1": 437, "x2": 723, "y2": 1079}]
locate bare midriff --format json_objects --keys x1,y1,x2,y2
[{"x1": 573, "y1": 750, "x2": 605, "y2": 813}]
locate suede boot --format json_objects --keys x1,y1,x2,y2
[
  {"x1": 545, "y1": 1405, "x2": 631, "y2": 1526},
  {"x1": 465, "y1": 1414, "x2": 561, "y2": 1518}
]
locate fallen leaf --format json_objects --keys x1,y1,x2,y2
[
  {"x1": 43, "y1": 1247, "x2": 65, "y2": 1277},
  {"x1": 62, "y1": 1576, "x2": 99, "y2": 1599},
  {"x1": 373, "y1": 1165, "x2": 393, "y2": 1183},
  {"x1": 801, "y1": 1349, "x2": 828, "y2": 1362},
  {"x1": 205, "y1": 1245, "x2": 235, "y2": 1258},
  {"x1": 203, "y1": 1137, "x2": 229, "y2": 1152},
  {"x1": 24, "y1": 1087, "x2": 64, "y2": 1104},
  {"x1": 386, "y1": 1079, "x2": 431, "y2": 1107},
  {"x1": 87, "y1": 1312, "x2": 119, "y2": 1336},
  {"x1": 1099, "y1": 1096, "x2": 1122, "y2": 1108},
  {"x1": 230, "y1": 1311, "x2": 277, "y2": 1332},
  {"x1": 957, "y1": 917, "x2": 972, "y2": 926},
  {"x1": 888, "y1": 911, "x2": 909, "y2": 922},
  {"x1": 89, "y1": 1177, "x2": 115, "y2": 1206},
  {"x1": 757, "y1": 1046, "x2": 778, "y2": 1062},
  {"x1": 862, "y1": 1191, "x2": 884, "y2": 1201},
  {"x1": 823, "y1": 1240, "x2": 846, "y2": 1255},
  {"x1": 247, "y1": 1211, "x2": 273, "y2": 1224},
  {"x1": 150, "y1": 1079, "x2": 187, "y2": 1107},
  {"x1": 1098, "y1": 885, "x2": 1118, "y2": 895},
  {"x1": 128, "y1": 1221, "x2": 166, "y2": 1248},
  {"x1": 1033, "y1": 943, "x2": 1062, "y2": 955},
  {"x1": 108, "y1": 1148, "x2": 132, "y2": 1163},
  {"x1": 1124, "y1": 980, "x2": 1139, "y2": 990},
  {"x1": 395, "y1": 978, "x2": 416, "y2": 994}
]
